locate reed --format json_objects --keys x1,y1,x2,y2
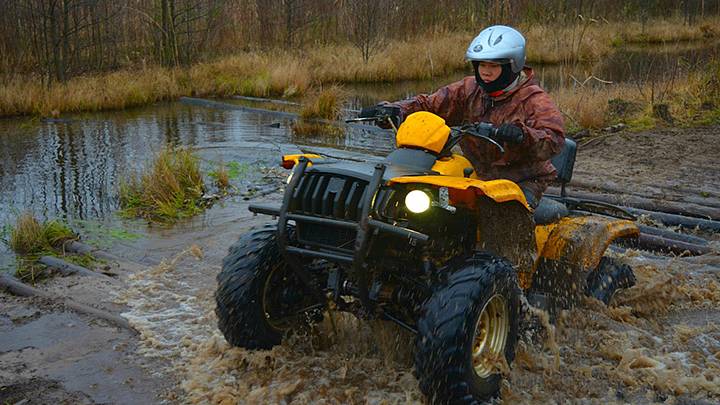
[
  {"x1": 119, "y1": 147, "x2": 205, "y2": 222},
  {"x1": 0, "y1": 17, "x2": 717, "y2": 120},
  {"x1": 8, "y1": 213, "x2": 76, "y2": 255}
]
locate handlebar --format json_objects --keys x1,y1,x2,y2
[
  {"x1": 449, "y1": 123, "x2": 505, "y2": 154},
  {"x1": 347, "y1": 112, "x2": 505, "y2": 155}
]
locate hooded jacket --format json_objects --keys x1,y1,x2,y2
[{"x1": 391, "y1": 67, "x2": 565, "y2": 201}]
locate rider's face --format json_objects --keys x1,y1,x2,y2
[{"x1": 478, "y1": 62, "x2": 502, "y2": 83}]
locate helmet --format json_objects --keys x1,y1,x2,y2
[{"x1": 465, "y1": 25, "x2": 526, "y2": 74}]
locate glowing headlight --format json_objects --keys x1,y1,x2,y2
[{"x1": 405, "y1": 190, "x2": 431, "y2": 213}]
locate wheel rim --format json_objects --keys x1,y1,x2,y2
[
  {"x1": 471, "y1": 294, "x2": 510, "y2": 378},
  {"x1": 261, "y1": 264, "x2": 302, "y2": 331}
]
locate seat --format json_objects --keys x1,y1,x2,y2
[
  {"x1": 533, "y1": 137, "x2": 577, "y2": 224},
  {"x1": 534, "y1": 197, "x2": 569, "y2": 225},
  {"x1": 550, "y1": 137, "x2": 577, "y2": 196}
]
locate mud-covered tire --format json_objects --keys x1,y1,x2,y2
[
  {"x1": 585, "y1": 256, "x2": 636, "y2": 305},
  {"x1": 215, "y1": 223, "x2": 317, "y2": 350},
  {"x1": 415, "y1": 253, "x2": 521, "y2": 404}
]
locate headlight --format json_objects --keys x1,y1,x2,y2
[{"x1": 405, "y1": 190, "x2": 431, "y2": 213}]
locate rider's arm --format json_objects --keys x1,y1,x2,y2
[
  {"x1": 389, "y1": 77, "x2": 472, "y2": 125},
  {"x1": 515, "y1": 91, "x2": 565, "y2": 161}
]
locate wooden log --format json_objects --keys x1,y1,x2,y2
[
  {"x1": 637, "y1": 225, "x2": 711, "y2": 246},
  {"x1": 548, "y1": 186, "x2": 720, "y2": 220},
  {"x1": 232, "y1": 95, "x2": 301, "y2": 106},
  {"x1": 569, "y1": 178, "x2": 720, "y2": 209},
  {"x1": 0, "y1": 274, "x2": 134, "y2": 331},
  {"x1": 627, "y1": 207, "x2": 720, "y2": 233},
  {"x1": 623, "y1": 234, "x2": 714, "y2": 256},
  {"x1": 38, "y1": 256, "x2": 109, "y2": 278},
  {"x1": 64, "y1": 241, "x2": 122, "y2": 263},
  {"x1": 562, "y1": 197, "x2": 720, "y2": 232}
]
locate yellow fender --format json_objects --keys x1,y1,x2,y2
[
  {"x1": 535, "y1": 216, "x2": 638, "y2": 271},
  {"x1": 529, "y1": 216, "x2": 639, "y2": 298}
]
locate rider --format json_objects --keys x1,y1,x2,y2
[{"x1": 360, "y1": 25, "x2": 565, "y2": 208}]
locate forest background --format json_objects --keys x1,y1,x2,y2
[{"x1": 1, "y1": 0, "x2": 718, "y2": 130}]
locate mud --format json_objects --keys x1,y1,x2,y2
[{"x1": 2, "y1": 124, "x2": 720, "y2": 404}]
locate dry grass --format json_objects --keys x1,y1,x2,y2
[
  {"x1": 212, "y1": 162, "x2": 230, "y2": 191},
  {"x1": 300, "y1": 85, "x2": 346, "y2": 120},
  {"x1": 0, "y1": 17, "x2": 717, "y2": 118},
  {"x1": 8, "y1": 213, "x2": 76, "y2": 255},
  {"x1": 551, "y1": 55, "x2": 720, "y2": 133},
  {"x1": 0, "y1": 68, "x2": 182, "y2": 117},
  {"x1": 119, "y1": 147, "x2": 206, "y2": 222}
]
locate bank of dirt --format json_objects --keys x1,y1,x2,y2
[{"x1": 2, "y1": 125, "x2": 719, "y2": 404}]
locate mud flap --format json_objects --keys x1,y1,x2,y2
[{"x1": 530, "y1": 216, "x2": 639, "y2": 313}]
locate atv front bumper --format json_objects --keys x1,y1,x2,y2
[{"x1": 249, "y1": 158, "x2": 428, "y2": 308}]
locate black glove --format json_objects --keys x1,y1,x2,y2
[
  {"x1": 358, "y1": 104, "x2": 401, "y2": 129},
  {"x1": 494, "y1": 123, "x2": 525, "y2": 144},
  {"x1": 359, "y1": 105, "x2": 379, "y2": 118}
]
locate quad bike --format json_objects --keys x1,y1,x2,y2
[{"x1": 215, "y1": 111, "x2": 639, "y2": 403}]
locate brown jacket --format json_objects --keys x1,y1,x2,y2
[{"x1": 392, "y1": 67, "x2": 565, "y2": 201}]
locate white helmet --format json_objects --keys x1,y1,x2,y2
[{"x1": 465, "y1": 25, "x2": 526, "y2": 74}]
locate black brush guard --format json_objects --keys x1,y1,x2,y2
[{"x1": 249, "y1": 157, "x2": 430, "y2": 310}]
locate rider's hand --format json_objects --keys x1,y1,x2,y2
[
  {"x1": 495, "y1": 123, "x2": 525, "y2": 144},
  {"x1": 359, "y1": 104, "x2": 401, "y2": 129},
  {"x1": 359, "y1": 106, "x2": 379, "y2": 119}
]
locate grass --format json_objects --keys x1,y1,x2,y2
[
  {"x1": 5, "y1": 213, "x2": 86, "y2": 282},
  {"x1": 293, "y1": 85, "x2": 347, "y2": 137},
  {"x1": 299, "y1": 85, "x2": 346, "y2": 120},
  {"x1": 208, "y1": 161, "x2": 251, "y2": 192},
  {"x1": 3, "y1": 16, "x2": 717, "y2": 118},
  {"x1": 119, "y1": 147, "x2": 206, "y2": 223},
  {"x1": 552, "y1": 55, "x2": 720, "y2": 133},
  {"x1": 8, "y1": 213, "x2": 76, "y2": 255}
]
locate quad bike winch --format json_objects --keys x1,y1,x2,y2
[{"x1": 215, "y1": 111, "x2": 639, "y2": 403}]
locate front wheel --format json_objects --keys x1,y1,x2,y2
[
  {"x1": 215, "y1": 223, "x2": 324, "y2": 349},
  {"x1": 415, "y1": 253, "x2": 521, "y2": 404}
]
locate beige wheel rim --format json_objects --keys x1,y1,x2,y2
[{"x1": 471, "y1": 294, "x2": 510, "y2": 378}]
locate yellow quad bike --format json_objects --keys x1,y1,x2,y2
[{"x1": 215, "y1": 111, "x2": 639, "y2": 403}]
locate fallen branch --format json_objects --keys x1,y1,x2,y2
[
  {"x1": 638, "y1": 225, "x2": 711, "y2": 246},
  {"x1": 626, "y1": 233, "x2": 714, "y2": 256},
  {"x1": 38, "y1": 256, "x2": 110, "y2": 278},
  {"x1": 547, "y1": 186, "x2": 720, "y2": 220},
  {"x1": 0, "y1": 274, "x2": 134, "y2": 331},
  {"x1": 569, "y1": 178, "x2": 720, "y2": 209},
  {"x1": 64, "y1": 241, "x2": 122, "y2": 263},
  {"x1": 627, "y1": 207, "x2": 720, "y2": 232}
]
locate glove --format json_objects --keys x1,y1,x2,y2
[
  {"x1": 494, "y1": 123, "x2": 525, "y2": 144},
  {"x1": 359, "y1": 106, "x2": 378, "y2": 118},
  {"x1": 358, "y1": 104, "x2": 401, "y2": 129}
]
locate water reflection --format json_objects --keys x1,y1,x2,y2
[{"x1": 0, "y1": 41, "x2": 717, "y2": 270}]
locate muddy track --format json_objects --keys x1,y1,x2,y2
[{"x1": 2, "y1": 125, "x2": 720, "y2": 404}]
